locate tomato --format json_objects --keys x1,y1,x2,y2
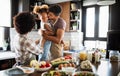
[
  {"x1": 46, "y1": 62, "x2": 51, "y2": 67},
  {"x1": 64, "y1": 55, "x2": 72, "y2": 59},
  {"x1": 39, "y1": 64, "x2": 46, "y2": 68}
]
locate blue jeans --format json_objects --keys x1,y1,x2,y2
[{"x1": 39, "y1": 40, "x2": 51, "y2": 61}]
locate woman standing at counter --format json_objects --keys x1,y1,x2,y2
[{"x1": 13, "y1": 12, "x2": 43, "y2": 66}]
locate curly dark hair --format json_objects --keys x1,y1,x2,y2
[
  {"x1": 13, "y1": 12, "x2": 35, "y2": 34},
  {"x1": 49, "y1": 4, "x2": 62, "y2": 16}
]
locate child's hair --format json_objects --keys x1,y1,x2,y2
[
  {"x1": 49, "y1": 4, "x2": 62, "y2": 16},
  {"x1": 33, "y1": 4, "x2": 49, "y2": 14},
  {"x1": 33, "y1": 6, "x2": 41, "y2": 14},
  {"x1": 38, "y1": 4, "x2": 49, "y2": 14},
  {"x1": 13, "y1": 12, "x2": 35, "y2": 34}
]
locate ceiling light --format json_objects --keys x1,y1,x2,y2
[{"x1": 97, "y1": 0, "x2": 116, "y2": 5}]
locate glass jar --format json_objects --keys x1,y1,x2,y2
[
  {"x1": 109, "y1": 50, "x2": 120, "y2": 61},
  {"x1": 79, "y1": 50, "x2": 87, "y2": 61},
  {"x1": 87, "y1": 51, "x2": 93, "y2": 62}
]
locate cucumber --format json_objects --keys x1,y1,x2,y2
[{"x1": 51, "y1": 61, "x2": 69, "y2": 67}]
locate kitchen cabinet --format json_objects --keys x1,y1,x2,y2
[
  {"x1": 0, "y1": 51, "x2": 16, "y2": 70},
  {"x1": 0, "y1": 0, "x2": 11, "y2": 27},
  {"x1": 70, "y1": 1, "x2": 82, "y2": 31},
  {"x1": 70, "y1": 9, "x2": 81, "y2": 31},
  {"x1": 29, "y1": 0, "x2": 45, "y2": 30},
  {"x1": 0, "y1": 59, "x2": 15, "y2": 70}
]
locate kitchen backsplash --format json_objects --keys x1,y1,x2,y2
[{"x1": 10, "y1": 28, "x2": 83, "y2": 51}]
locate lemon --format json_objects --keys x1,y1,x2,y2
[
  {"x1": 35, "y1": 65, "x2": 39, "y2": 69},
  {"x1": 30, "y1": 60, "x2": 39, "y2": 67}
]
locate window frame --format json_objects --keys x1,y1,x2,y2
[{"x1": 82, "y1": 5, "x2": 110, "y2": 47}]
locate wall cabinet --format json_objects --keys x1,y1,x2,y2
[{"x1": 0, "y1": 0, "x2": 11, "y2": 27}]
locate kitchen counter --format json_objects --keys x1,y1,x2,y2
[
  {"x1": 0, "y1": 51, "x2": 16, "y2": 60},
  {"x1": 0, "y1": 59, "x2": 119, "y2": 76}
]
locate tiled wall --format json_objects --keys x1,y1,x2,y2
[
  {"x1": 10, "y1": 28, "x2": 83, "y2": 51},
  {"x1": 10, "y1": 28, "x2": 41, "y2": 51}
]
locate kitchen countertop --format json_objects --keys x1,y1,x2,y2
[
  {"x1": 0, "y1": 51, "x2": 16, "y2": 60},
  {"x1": 0, "y1": 51, "x2": 75, "y2": 60}
]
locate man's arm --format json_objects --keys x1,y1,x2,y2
[
  {"x1": 44, "y1": 24, "x2": 54, "y2": 35},
  {"x1": 42, "y1": 29, "x2": 65, "y2": 44},
  {"x1": 44, "y1": 30, "x2": 54, "y2": 36}
]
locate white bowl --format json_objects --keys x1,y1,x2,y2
[
  {"x1": 22, "y1": 67, "x2": 34, "y2": 74},
  {"x1": 62, "y1": 67, "x2": 76, "y2": 74}
]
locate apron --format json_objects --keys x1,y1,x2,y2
[
  {"x1": 50, "y1": 42, "x2": 63, "y2": 60},
  {"x1": 49, "y1": 21, "x2": 63, "y2": 60}
]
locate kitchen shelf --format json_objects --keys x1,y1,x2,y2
[
  {"x1": 70, "y1": 9, "x2": 80, "y2": 12},
  {"x1": 57, "y1": 1, "x2": 82, "y2": 32},
  {"x1": 70, "y1": 20, "x2": 80, "y2": 22}
]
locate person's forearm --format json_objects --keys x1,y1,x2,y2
[
  {"x1": 46, "y1": 31, "x2": 54, "y2": 36},
  {"x1": 45, "y1": 35, "x2": 62, "y2": 44},
  {"x1": 43, "y1": 29, "x2": 65, "y2": 44}
]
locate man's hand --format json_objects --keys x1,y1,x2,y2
[
  {"x1": 42, "y1": 31, "x2": 48, "y2": 39},
  {"x1": 42, "y1": 29, "x2": 65, "y2": 44}
]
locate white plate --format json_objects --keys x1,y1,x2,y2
[
  {"x1": 36, "y1": 64, "x2": 52, "y2": 71},
  {"x1": 73, "y1": 71, "x2": 99, "y2": 76}
]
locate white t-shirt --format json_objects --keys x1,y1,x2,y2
[{"x1": 40, "y1": 22, "x2": 51, "y2": 30}]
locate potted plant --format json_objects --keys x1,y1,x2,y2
[{"x1": 72, "y1": 22, "x2": 77, "y2": 30}]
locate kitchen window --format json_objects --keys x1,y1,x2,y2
[
  {"x1": 86, "y1": 7, "x2": 95, "y2": 37},
  {"x1": 99, "y1": 6, "x2": 109, "y2": 37},
  {"x1": 83, "y1": 6, "x2": 109, "y2": 49}
]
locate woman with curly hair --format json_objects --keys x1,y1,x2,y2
[{"x1": 13, "y1": 12, "x2": 43, "y2": 66}]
